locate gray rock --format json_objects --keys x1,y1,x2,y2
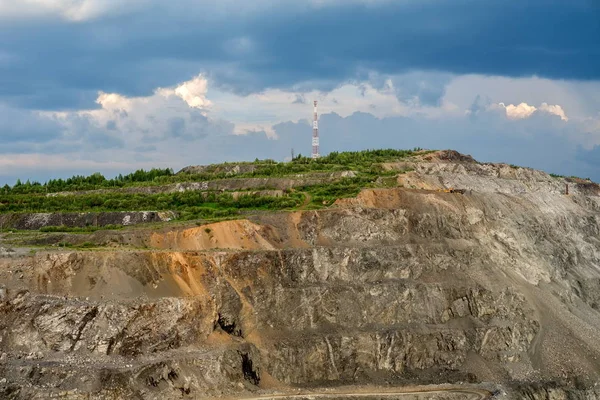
[{"x1": 1, "y1": 154, "x2": 600, "y2": 399}]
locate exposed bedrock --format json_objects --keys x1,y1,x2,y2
[{"x1": 2, "y1": 156, "x2": 600, "y2": 398}]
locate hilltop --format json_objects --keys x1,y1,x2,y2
[
  {"x1": 1, "y1": 149, "x2": 600, "y2": 399},
  {"x1": 0, "y1": 149, "x2": 428, "y2": 230},
  {"x1": 1, "y1": 148, "x2": 590, "y2": 233}
]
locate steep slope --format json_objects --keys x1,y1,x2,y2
[{"x1": 1, "y1": 151, "x2": 600, "y2": 399}]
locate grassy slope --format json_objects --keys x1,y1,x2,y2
[{"x1": 0, "y1": 149, "x2": 426, "y2": 226}]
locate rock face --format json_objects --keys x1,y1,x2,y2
[
  {"x1": 2, "y1": 153, "x2": 600, "y2": 399},
  {"x1": 0, "y1": 211, "x2": 177, "y2": 230}
]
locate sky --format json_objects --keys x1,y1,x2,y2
[{"x1": 0, "y1": 0, "x2": 599, "y2": 185}]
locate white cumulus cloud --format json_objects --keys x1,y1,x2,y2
[
  {"x1": 44, "y1": 74, "x2": 227, "y2": 151},
  {"x1": 491, "y1": 102, "x2": 569, "y2": 121},
  {"x1": 539, "y1": 102, "x2": 569, "y2": 121},
  {"x1": 500, "y1": 102, "x2": 537, "y2": 120},
  {"x1": 173, "y1": 76, "x2": 213, "y2": 110},
  {"x1": 96, "y1": 92, "x2": 133, "y2": 111}
]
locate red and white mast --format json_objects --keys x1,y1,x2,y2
[{"x1": 312, "y1": 100, "x2": 320, "y2": 159}]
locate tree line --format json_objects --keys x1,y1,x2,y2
[
  {"x1": 2, "y1": 148, "x2": 428, "y2": 196},
  {"x1": 2, "y1": 168, "x2": 174, "y2": 195}
]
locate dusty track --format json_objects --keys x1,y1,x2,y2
[{"x1": 237, "y1": 386, "x2": 493, "y2": 400}]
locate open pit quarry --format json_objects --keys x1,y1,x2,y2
[{"x1": 2, "y1": 151, "x2": 600, "y2": 399}]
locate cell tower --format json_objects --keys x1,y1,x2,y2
[{"x1": 312, "y1": 100, "x2": 320, "y2": 159}]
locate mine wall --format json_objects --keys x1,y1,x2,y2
[{"x1": 2, "y1": 156, "x2": 600, "y2": 398}]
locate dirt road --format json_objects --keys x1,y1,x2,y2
[{"x1": 237, "y1": 386, "x2": 493, "y2": 400}]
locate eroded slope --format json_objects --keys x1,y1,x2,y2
[{"x1": 2, "y1": 151, "x2": 600, "y2": 399}]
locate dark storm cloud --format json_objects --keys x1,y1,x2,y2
[{"x1": 0, "y1": 0, "x2": 598, "y2": 110}]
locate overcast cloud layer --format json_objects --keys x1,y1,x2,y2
[{"x1": 0, "y1": 0, "x2": 599, "y2": 185}]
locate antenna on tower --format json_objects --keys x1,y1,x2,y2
[{"x1": 312, "y1": 100, "x2": 320, "y2": 159}]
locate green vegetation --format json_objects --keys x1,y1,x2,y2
[
  {"x1": 55, "y1": 241, "x2": 98, "y2": 249},
  {"x1": 2, "y1": 168, "x2": 174, "y2": 195},
  {"x1": 2, "y1": 148, "x2": 426, "y2": 195},
  {"x1": 0, "y1": 191, "x2": 302, "y2": 219},
  {"x1": 568, "y1": 175, "x2": 592, "y2": 181},
  {"x1": 377, "y1": 176, "x2": 401, "y2": 187},
  {"x1": 299, "y1": 177, "x2": 374, "y2": 206},
  {"x1": 0, "y1": 149, "x2": 431, "y2": 225},
  {"x1": 247, "y1": 149, "x2": 423, "y2": 178},
  {"x1": 39, "y1": 225, "x2": 123, "y2": 233}
]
